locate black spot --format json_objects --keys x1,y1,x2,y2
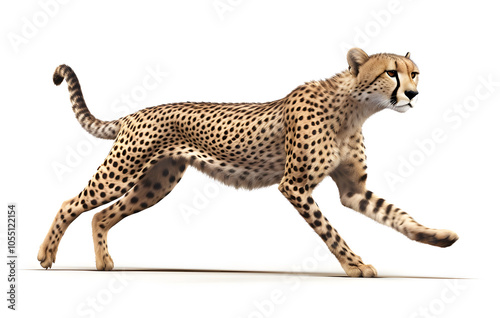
[
  {"x1": 365, "y1": 191, "x2": 372, "y2": 200},
  {"x1": 386, "y1": 204, "x2": 393, "y2": 214},
  {"x1": 376, "y1": 198, "x2": 385, "y2": 208},
  {"x1": 359, "y1": 199, "x2": 369, "y2": 212},
  {"x1": 359, "y1": 174, "x2": 368, "y2": 183}
]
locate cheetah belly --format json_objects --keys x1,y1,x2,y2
[{"x1": 183, "y1": 130, "x2": 286, "y2": 189}]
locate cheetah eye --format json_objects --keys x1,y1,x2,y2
[
  {"x1": 411, "y1": 72, "x2": 419, "y2": 79},
  {"x1": 386, "y1": 70, "x2": 397, "y2": 78}
]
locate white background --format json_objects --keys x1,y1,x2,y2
[{"x1": 1, "y1": 0, "x2": 499, "y2": 317}]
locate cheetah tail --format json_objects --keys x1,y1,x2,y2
[{"x1": 53, "y1": 64, "x2": 120, "y2": 140}]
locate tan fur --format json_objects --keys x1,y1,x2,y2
[{"x1": 38, "y1": 48, "x2": 457, "y2": 277}]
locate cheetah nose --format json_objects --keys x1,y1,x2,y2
[{"x1": 404, "y1": 90, "x2": 419, "y2": 100}]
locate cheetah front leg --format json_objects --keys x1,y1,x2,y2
[
  {"x1": 331, "y1": 162, "x2": 459, "y2": 248},
  {"x1": 278, "y1": 112, "x2": 376, "y2": 277},
  {"x1": 279, "y1": 177, "x2": 377, "y2": 277}
]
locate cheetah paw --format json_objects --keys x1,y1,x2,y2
[
  {"x1": 413, "y1": 229, "x2": 459, "y2": 248},
  {"x1": 95, "y1": 254, "x2": 114, "y2": 271},
  {"x1": 342, "y1": 264, "x2": 378, "y2": 278},
  {"x1": 37, "y1": 243, "x2": 57, "y2": 269}
]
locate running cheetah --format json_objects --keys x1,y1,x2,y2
[{"x1": 38, "y1": 48, "x2": 458, "y2": 277}]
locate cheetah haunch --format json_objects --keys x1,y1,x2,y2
[{"x1": 38, "y1": 48, "x2": 458, "y2": 277}]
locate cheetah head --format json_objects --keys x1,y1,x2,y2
[{"x1": 347, "y1": 48, "x2": 419, "y2": 113}]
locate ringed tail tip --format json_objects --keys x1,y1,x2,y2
[{"x1": 53, "y1": 64, "x2": 68, "y2": 86}]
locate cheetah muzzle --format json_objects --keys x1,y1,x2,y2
[{"x1": 38, "y1": 48, "x2": 458, "y2": 277}]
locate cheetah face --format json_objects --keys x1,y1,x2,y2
[{"x1": 347, "y1": 48, "x2": 420, "y2": 113}]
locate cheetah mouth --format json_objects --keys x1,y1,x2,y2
[
  {"x1": 393, "y1": 103, "x2": 413, "y2": 113},
  {"x1": 396, "y1": 103, "x2": 412, "y2": 108}
]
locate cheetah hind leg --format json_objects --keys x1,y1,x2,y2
[
  {"x1": 38, "y1": 164, "x2": 137, "y2": 269},
  {"x1": 91, "y1": 157, "x2": 186, "y2": 270}
]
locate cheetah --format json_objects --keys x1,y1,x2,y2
[{"x1": 38, "y1": 48, "x2": 458, "y2": 277}]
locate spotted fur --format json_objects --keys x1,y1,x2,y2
[{"x1": 38, "y1": 48, "x2": 458, "y2": 277}]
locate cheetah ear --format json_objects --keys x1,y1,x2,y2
[
  {"x1": 347, "y1": 48, "x2": 369, "y2": 76},
  {"x1": 405, "y1": 52, "x2": 411, "y2": 59}
]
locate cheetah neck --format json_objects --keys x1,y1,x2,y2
[{"x1": 323, "y1": 71, "x2": 382, "y2": 137}]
